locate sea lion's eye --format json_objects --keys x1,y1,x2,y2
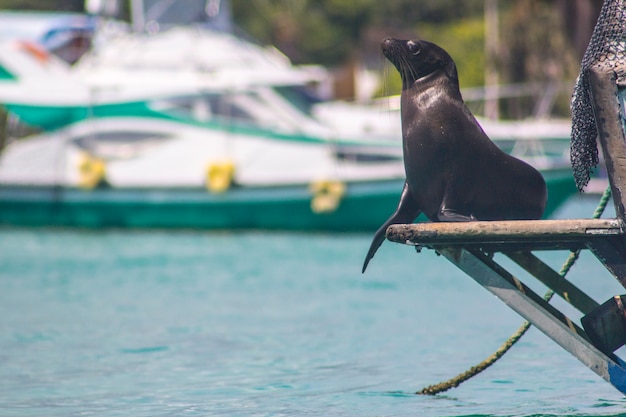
[{"x1": 407, "y1": 41, "x2": 421, "y2": 55}]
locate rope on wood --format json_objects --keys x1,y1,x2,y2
[{"x1": 417, "y1": 186, "x2": 613, "y2": 395}]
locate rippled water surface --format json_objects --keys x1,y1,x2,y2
[{"x1": 2, "y1": 195, "x2": 626, "y2": 416}]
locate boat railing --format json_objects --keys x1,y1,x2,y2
[{"x1": 462, "y1": 81, "x2": 573, "y2": 120}]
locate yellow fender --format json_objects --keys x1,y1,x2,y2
[
  {"x1": 77, "y1": 152, "x2": 107, "y2": 190},
  {"x1": 206, "y1": 160, "x2": 236, "y2": 193},
  {"x1": 310, "y1": 180, "x2": 346, "y2": 213}
]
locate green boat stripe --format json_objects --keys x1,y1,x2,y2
[{"x1": 5, "y1": 100, "x2": 331, "y2": 144}]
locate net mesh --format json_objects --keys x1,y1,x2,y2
[{"x1": 570, "y1": 0, "x2": 626, "y2": 191}]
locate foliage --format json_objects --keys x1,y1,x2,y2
[
  {"x1": 500, "y1": 0, "x2": 579, "y2": 84},
  {"x1": 231, "y1": 0, "x2": 379, "y2": 65},
  {"x1": 370, "y1": 0, "x2": 484, "y2": 26},
  {"x1": 498, "y1": 0, "x2": 579, "y2": 117},
  {"x1": 418, "y1": 18, "x2": 486, "y2": 89},
  {"x1": 375, "y1": 17, "x2": 485, "y2": 97},
  {"x1": 231, "y1": 0, "x2": 485, "y2": 66},
  {"x1": 0, "y1": 0, "x2": 582, "y2": 118}
]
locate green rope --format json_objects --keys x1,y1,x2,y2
[{"x1": 418, "y1": 186, "x2": 613, "y2": 395}]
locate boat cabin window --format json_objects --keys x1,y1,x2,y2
[{"x1": 73, "y1": 130, "x2": 172, "y2": 159}]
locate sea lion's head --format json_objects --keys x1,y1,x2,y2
[{"x1": 381, "y1": 37, "x2": 458, "y2": 90}]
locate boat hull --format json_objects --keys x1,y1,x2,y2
[{"x1": 0, "y1": 172, "x2": 578, "y2": 231}]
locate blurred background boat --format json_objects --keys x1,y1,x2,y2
[{"x1": 0, "y1": 0, "x2": 578, "y2": 230}]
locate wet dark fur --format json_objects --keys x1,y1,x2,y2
[{"x1": 362, "y1": 38, "x2": 547, "y2": 273}]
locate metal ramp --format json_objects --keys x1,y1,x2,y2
[{"x1": 386, "y1": 62, "x2": 626, "y2": 393}]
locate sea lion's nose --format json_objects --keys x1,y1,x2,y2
[{"x1": 381, "y1": 37, "x2": 396, "y2": 51}]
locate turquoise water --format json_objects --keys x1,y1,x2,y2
[{"x1": 2, "y1": 195, "x2": 626, "y2": 416}]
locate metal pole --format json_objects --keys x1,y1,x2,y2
[
  {"x1": 485, "y1": 0, "x2": 499, "y2": 120},
  {"x1": 131, "y1": 0, "x2": 145, "y2": 33}
]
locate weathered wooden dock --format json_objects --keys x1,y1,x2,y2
[{"x1": 386, "y1": 62, "x2": 626, "y2": 393}]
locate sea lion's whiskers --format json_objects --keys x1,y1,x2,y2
[
  {"x1": 402, "y1": 55, "x2": 418, "y2": 83},
  {"x1": 380, "y1": 51, "x2": 391, "y2": 97},
  {"x1": 397, "y1": 56, "x2": 410, "y2": 85}
]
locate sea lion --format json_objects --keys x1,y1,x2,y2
[{"x1": 362, "y1": 38, "x2": 547, "y2": 273}]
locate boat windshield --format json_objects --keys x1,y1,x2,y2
[
  {"x1": 144, "y1": 0, "x2": 209, "y2": 25},
  {"x1": 148, "y1": 91, "x2": 298, "y2": 132},
  {"x1": 272, "y1": 85, "x2": 322, "y2": 116},
  {"x1": 136, "y1": 0, "x2": 231, "y2": 32}
]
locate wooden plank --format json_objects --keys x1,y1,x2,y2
[
  {"x1": 589, "y1": 65, "x2": 626, "y2": 220},
  {"x1": 444, "y1": 248, "x2": 590, "y2": 341},
  {"x1": 587, "y1": 237, "x2": 626, "y2": 288},
  {"x1": 386, "y1": 219, "x2": 623, "y2": 246},
  {"x1": 438, "y1": 246, "x2": 626, "y2": 394},
  {"x1": 505, "y1": 251, "x2": 600, "y2": 314}
]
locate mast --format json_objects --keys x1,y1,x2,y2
[
  {"x1": 131, "y1": 0, "x2": 145, "y2": 32},
  {"x1": 484, "y1": 0, "x2": 499, "y2": 120}
]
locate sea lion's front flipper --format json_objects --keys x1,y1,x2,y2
[
  {"x1": 362, "y1": 182, "x2": 421, "y2": 273},
  {"x1": 438, "y1": 208, "x2": 476, "y2": 222},
  {"x1": 437, "y1": 184, "x2": 477, "y2": 222}
]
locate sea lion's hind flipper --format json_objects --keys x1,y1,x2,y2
[
  {"x1": 362, "y1": 223, "x2": 390, "y2": 273},
  {"x1": 362, "y1": 182, "x2": 421, "y2": 273}
]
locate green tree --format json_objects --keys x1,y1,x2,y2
[
  {"x1": 498, "y1": 0, "x2": 579, "y2": 117},
  {"x1": 232, "y1": 0, "x2": 377, "y2": 66},
  {"x1": 231, "y1": 0, "x2": 485, "y2": 66},
  {"x1": 417, "y1": 18, "x2": 486, "y2": 89}
]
